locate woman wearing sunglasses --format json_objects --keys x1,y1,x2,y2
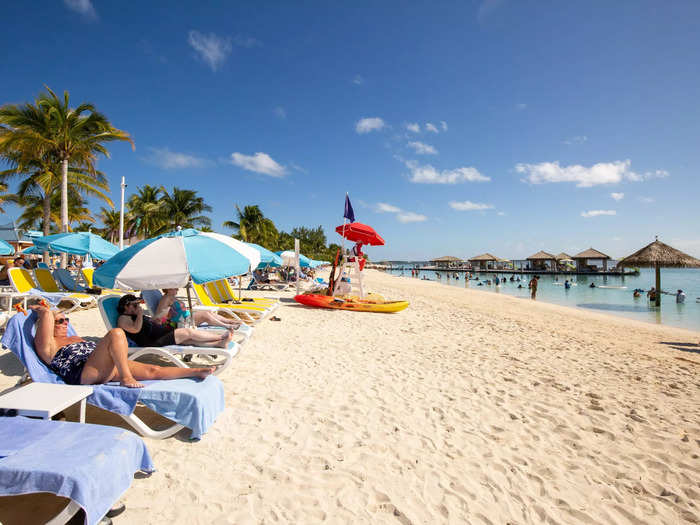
[{"x1": 30, "y1": 304, "x2": 214, "y2": 388}]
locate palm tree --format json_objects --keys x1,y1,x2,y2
[
  {"x1": 127, "y1": 185, "x2": 165, "y2": 239},
  {"x1": 158, "y1": 187, "x2": 212, "y2": 232},
  {"x1": 0, "y1": 181, "x2": 16, "y2": 213},
  {"x1": 0, "y1": 86, "x2": 133, "y2": 236},
  {"x1": 15, "y1": 187, "x2": 95, "y2": 232},
  {"x1": 224, "y1": 204, "x2": 278, "y2": 247},
  {"x1": 100, "y1": 207, "x2": 131, "y2": 243}
]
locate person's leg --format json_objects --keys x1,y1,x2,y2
[
  {"x1": 126, "y1": 361, "x2": 214, "y2": 381},
  {"x1": 81, "y1": 328, "x2": 143, "y2": 388},
  {"x1": 193, "y1": 310, "x2": 240, "y2": 330},
  {"x1": 174, "y1": 327, "x2": 233, "y2": 348}
]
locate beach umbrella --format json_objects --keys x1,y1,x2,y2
[
  {"x1": 33, "y1": 231, "x2": 119, "y2": 261},
  {"x1": 0, "y1": 240, "x2": 14, "y2": 256},
  {"x1": 245, "y1": 242, "x2": 283, "y2": 268},
  {"x1": 335, "y1": 222, "x2": 385, "y2": 246},
  {"x1": 275, "y1": 250, "x2": 312, "y2": 268},
  {"x1": 93, "y1": 228, "x2": 257, "y2": 290},
  {"x1": 617, "y1": 237, "x2": 700, "y2": 307},
  {"x1": 22, "y1": 245, "x2": 60, "y2": 256}
]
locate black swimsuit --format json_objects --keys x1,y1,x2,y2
[
  {"x1": 124, "y1": 315, "x2": 176, "y2": 347},
  {"x1": 50, "y1": 340, "x2": 96, "y2": 385}
]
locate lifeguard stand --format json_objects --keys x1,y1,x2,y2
[{"x1": 332, "y1": 250, "x2": 365, "y2": 299}]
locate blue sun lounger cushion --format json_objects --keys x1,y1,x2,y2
[
  {"x1": 1, "y1": 311, "x2": 225, "y2": 440},
  {"x1": 0, "y1": 417, "x2": 154, "y2": 525}
]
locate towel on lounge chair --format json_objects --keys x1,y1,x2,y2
[
  {"x1": 0, "y1": 417, "x2": 154, "y2": 525},
  {"x1": 0, "y1": 311, "x2": 225, "y2": 440}
]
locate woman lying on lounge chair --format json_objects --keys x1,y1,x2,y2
[
  {"x1": 154, "y1": 288, "x2": 242, "y2": 331},
  {"x1": 117, "y1": 294, "x2": 233, "y2": 350},
  {"x1": 30, "y1": 304, "x2": 214, "y2": 389}
]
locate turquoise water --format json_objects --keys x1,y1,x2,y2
[{"x1": 388, "y1": 267, "x2": 700, "y2": 331}]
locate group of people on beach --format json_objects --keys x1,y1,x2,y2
[{"x1": 28, "y1": 290, "x2": 239, "y2": 389}]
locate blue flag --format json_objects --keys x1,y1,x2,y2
[{"x1": 344, "y1": 194, "x2": 355, "y2": 222}]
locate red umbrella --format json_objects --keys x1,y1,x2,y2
[{"x1": 335, "y1": 222, "x2": 385, "y2": 246}]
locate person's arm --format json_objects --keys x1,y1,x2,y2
[
  {"x1": 117, "y1": 309, "x2": 143, "y2": 334},
  {"x1": 29, "y1": 305, "x2": 56, "y2": 364},
  {"x1": 154, "y1": 294, "x2": 175, "y2": 319}
]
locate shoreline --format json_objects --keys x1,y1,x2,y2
[{"x1": 0, "y1": 269, "x2": 698, "y2": 523}]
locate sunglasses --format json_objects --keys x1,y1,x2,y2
[{"x1": 55, "y1": 317, "x2": 70, "y2": 325}]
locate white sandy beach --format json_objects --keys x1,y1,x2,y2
[{"x1": 1, "y1": 269, "x2": 698, "y2": 524}]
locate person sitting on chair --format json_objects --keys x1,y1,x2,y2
[
  {"x1": 117, "y1": 295, "x2": 232, "y2": 349},
  {"x1": 154, "y1": 289, "x2": 241, "y2": 332},
  {"x1": 30, "y1": 304, "x2": 214, "y2": 389}
]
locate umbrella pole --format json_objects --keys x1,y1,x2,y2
[
  {"x1": 186, "y1": 279, "x2": 195, "y2": 327},
  {"x1": 655, "y1": 263, "x2": 661, "y2": 307}
]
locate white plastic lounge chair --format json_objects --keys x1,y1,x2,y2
[
  {"x1": 0, "y1": 416, "x2": 154, "y2": 525},
  {"x1": 98, "y1": 295, "x2": 239, "y2": 374},
  {"x1": 34, "y1": 269, "x2": 97, "y2": 309},
  {"x1": 140, "y1": 289, "x2": 253, "y2": 344},
  {"x1": 192, "y1": 282, "x2": 270, "y2": 325},
  {"x1": 210, "y1": 279, "x2": 280, "y2": 311},
  {"x1": 1, "y1": 310, "x2": 226, "y2": 440},
  {"x1": 248, "y1": 271, "x2": 290, "y2": 291}
]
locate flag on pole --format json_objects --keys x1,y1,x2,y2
[{"x1": 344, "y1": 193, "x2": 355, "y2": 222}]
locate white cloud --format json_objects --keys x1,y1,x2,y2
[
  {"x1": 274, "y1": 106, "x2": 286, "y2": 119},
  {"x1": 610, "y1": 192, "x2": 624, "y2": 201},
  {"x1": 376, "y1": 202, "x2": 402, "y2": 213},
  {"x1": 397, "y1": 212, "x2": 427, "y2": 223},
  {"x1": 639, "y1": 196, "x2": 655, "y2": 203},
  {"x1": 64, "y1": 0, "x2": 97, "y2": 18},
  {"x1": 440, "y1": 121, "x2": 448, "y2": 131},
  {"x1": 352, "y1": 74, "x2": 364, "y2": 85},
  {"x1": 564, "y1": 135, "x2": 588, "y2": 145},
  {"x1": 144, "y1": 147, "x2": 207, "y2": 170},
  {"x1": 406, "y1": 123, "x2": 420, "y2": 133},
  {"x1": 374, "y1": 202, "x2": 426, "y2": 223},
  {"x1": 449, "y1": 200, "x2": 494, "y2": 211},
  {"x1": 497, "y1": 211, "x2": 506, "y2": 216},
  {"x1": 425, "y1": 122, "x2": 439, "y2": 133},
  {"x1": 355, "y1": 117, "x2": 385, "y2": 134},
  {"x1": 405, "y1": 160, "x2": 490, "y2": 184},
  {"x1": 187, "y1": 30, "x2": 232, "y2": 72},
  {"x1": 581, "y1": 210, "x2": 616, "y2": 218},
  {"x1": 230, "y1": 152, "x2": 286, "y2": 177},
  {"x1": 516, "y1": 160, "x2": 668, "y2": 188},
  {"x1": 407, "y1": 141, "x2": 437, "y2": 155}
]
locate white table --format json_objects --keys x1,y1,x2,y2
[{"x1": 0, "y1": 383, "x2": 93, "y2": 423}]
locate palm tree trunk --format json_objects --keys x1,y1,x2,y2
[
  {"x1": 60, "y1": 157, "x2": 69, "y2": 267},
  {"x1": 42, "y1": 193, "x2": 51, "y2": 264}
]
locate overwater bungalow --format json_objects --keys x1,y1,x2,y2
[
  {"x1": 555, "y1": 252, "x2": 574, "y2": 271},
  {"x1": 526, "y1": 250, "x2": 557, "y2": 271},
  {"x1": 468, "y1": 253, "x2": 500, "y2": 270},
  {"x1": 430, "y1": 255, "x2": 463, "y2": 269},
  {"x1": 572, "y1": 247, "x2": 611, "y2": 272}
]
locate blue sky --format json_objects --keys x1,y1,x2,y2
[{"x1": 1, "y1": 1, "x2": 699, "y2": 260}]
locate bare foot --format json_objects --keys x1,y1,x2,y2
[
  {"x1": 193, "y1": 367, "x2": 216, "y2": 379},
  {"x1": 218, "y1": 331, "x2": 233, "y2": 348},
  {"x1": 121, "y1": 376, "x2": 144, "y2": 388}
]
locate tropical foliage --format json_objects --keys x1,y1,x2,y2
[{"x1": 224, "y1": 204, "x2": 278, "y2": 247}]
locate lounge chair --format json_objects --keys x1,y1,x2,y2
[
  {"x1": 53, "y1": 267, "x2": 91, "y2": 293},
  {"x1": 79, "y1": 268, "x2": 127, "y2": 295},
  {"x1": 0, "y1": 416, "x2": 154, "y2": 525},
  {"x1": 141, "y1": 289, "x2": 253, "y2": 344},
  {"x1": 1, "y1": 310, "x2": 225, "y2": 440},
  {"x1": 34, "y1": 268, "x2": 97, "y2": 309},
  {"x1": 98, "y1": 295, "x2": 239, "y2": 374},
  {"x1": 7, "y1": 268, "x2": 82, "y2": 313},
  {"x1": 209, "y1": 279, "x2": 280, "y2": 311},
  {"x1": 192, "y1": 282, "x2": 269, "y2": 325},
  {"x1": 247, "y1": 271, "x2": 290, "y2": 291}
]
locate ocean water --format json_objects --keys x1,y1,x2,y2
[{"x1": 387, "y1": 267, "x2": 700, "y2": 332}]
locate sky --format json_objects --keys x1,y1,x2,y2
[{"x1": 1, "y1": 0, "x2": 699, "y2": 261}]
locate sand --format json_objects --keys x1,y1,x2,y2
[{"x1": 0, "y1": 269, "x2": 698, "y2": 524}]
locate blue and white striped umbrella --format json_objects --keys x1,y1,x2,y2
[
  {"x1": 93, "y1": 228, "x2": 260, "y2": 290},
  {"x1": 275, "y1": 250, "x2": 312, "y2": 268},
  {"x1": 245, "y1": 242, "x2": 283, "y2": 268}
]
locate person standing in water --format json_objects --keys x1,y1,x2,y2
[{"x1": 528, "y1": 275, "x2": 539, "y2": 299}]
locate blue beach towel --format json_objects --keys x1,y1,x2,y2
[
  {"x1": 1, "y1": 311, "x2": 225, "y2": 440},
  {"x1": 0, "y1": 417, "x2": 154, "y2": 525}
]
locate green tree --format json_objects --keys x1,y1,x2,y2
[
  {"x1": 0, "y1": 181, "x2": 16, "y2": 213},
  {"x1": 158, "y1": 187, "x2": 212, "y2": 232},
  {"x1": 99, "y1": 207, "x2": 131, "y2": 244},
  {"x1": 224, "y1": 204, "x2": 278, "y2": 247},
  {"x1": 0, "y1": 87, "x2": 132, "y2": 236},
  {"x1": 127, "y1": 185, "x2": 164, "y2": 238},
  {"x1": 15, "y1": 187, "x2": 95, "y2": 232}
]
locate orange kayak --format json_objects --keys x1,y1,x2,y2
[{"x1": 294, "y1": 294, "x2": 409, "y2": 313}]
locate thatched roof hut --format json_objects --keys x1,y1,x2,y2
[
  {"x1": 526, "y1": 250, "x2": 557, "y2": 271},
  {"x1": 572, "y1": 247, "x2": 611, "y2": 271},
  {"x1": 468, "y1": 253, "x2": 500, "y2": 270},
  {"x1": 555, "y1": 252, "x2": 572, "y2": 261},
  {"x1": 618, "y1": 238, "x2": 700, "y2": 307},
  {"x1": 430, "y1": 255, "x2": 463, "y2": 268}
]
